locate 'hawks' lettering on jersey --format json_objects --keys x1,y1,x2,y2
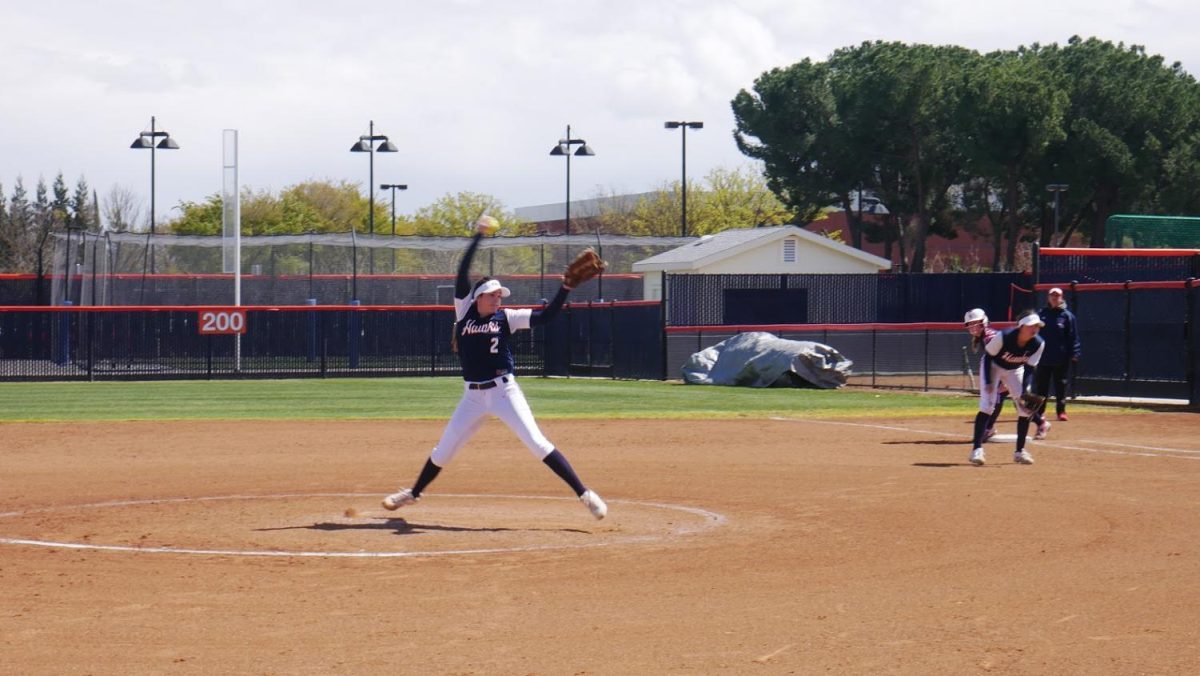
[
  {"x1": 985, "y1": 327, "x2": 1045, "y2": 370},
  {"x1": 453, "y1": 298, "x2": 533, "y2": 383}
]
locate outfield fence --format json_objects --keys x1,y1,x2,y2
[
  {"x1": 0, "y1": 302, "x2": 663, "y2": 382},
  {"x1": 666, "y1": 322, "x2": 991, "y2": 392},
  {"x1": 3, "y1": 281, "x2": 1196, "y2": 404},
  {"x1": 667, "y1": 278, "x2": 1200, "y2": 404}
]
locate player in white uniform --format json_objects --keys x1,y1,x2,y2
[
  {"x1": 966, "y1": 309, "x2": 1045, "y2": 466},
  {"x1": 382, "y1": 218, "x2": 607, "y2": 519}
]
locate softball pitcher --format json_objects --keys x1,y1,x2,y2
[
  {"x1": 382, "y1": 217, "x2": 608, "y2": 519},
  {"x1": 965, "y1": 309, "x2": 1045, "y2": 466}
]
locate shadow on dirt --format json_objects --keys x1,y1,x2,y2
[{"x1": 254, "y1": 518, "x2": 590, "y2": 536}]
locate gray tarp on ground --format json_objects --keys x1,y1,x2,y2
[{"x1": 682, "y1": 331, "x2": 853, "y2": 388}]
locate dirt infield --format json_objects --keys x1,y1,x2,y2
[{"x1": 3, "y1": 413, "x2": 1199, "y2": 674}]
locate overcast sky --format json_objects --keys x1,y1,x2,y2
[{"x1": 3, "y1": 0, "x2": 1197, "y2": 223}]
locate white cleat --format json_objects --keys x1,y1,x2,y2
[
  {"x1": 382, "y1": 488, "x2": 418, "y2": 511},
  {"x1": 1014, "y1": 450, "x2": 1035, "y2": 465},
  {"x1": 580, "y1": 489, "x2": 607, "y2": 520},
  {"x1": 1034, "y1": 420, "x2": 1051, "y2": 440},
  {"x1": 969, "y1": 447, "x2": 986, "y2": 466}
]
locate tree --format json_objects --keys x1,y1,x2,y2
[
  {"x1": 734, "y1": 42, "x2": 978, "y2": 271},
  {"x1": 733, "y1": 57, "x2": 870, "y2": 246},
  {"x1": 408, "y1": 192, "x2": 531, "y2": 273},
  {"x1": 693, "y1": 166, "x2": 795, "y2": 232},
  {"x1": 594, "y1": 166, "x2": 793, "y2": 236},
  {"x1": 0, "y1": 179, "x2": 38, "y2": 272},
  {"x1": 281, "y1": 180, "x2": 375, "y2": 233},
  {"x1": 962, "y1": 49, "x2": 1067, "y2": 268},
  {"x1": 408, "y1": 191, "x2": 524, "y2": 236},
  {"x1": 0, "y1": 182, "x2": 9, "y2": 271},
  {"x1": 71, "y1": 176, "x2": 95, "y2": 231},
  {"x1": 51, "y1": 174, "x2": 71, "y2": 231},
  {"x1": 102, "y1": 185, "x2": 142, "y2": 233},
  {"x1": 32, "y1": 178, "x2": 57, "y2": 275},
  {"x1": 1032, "y1": 37, "x2": 1200, "y2": 247}
]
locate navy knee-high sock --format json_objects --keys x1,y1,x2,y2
[
  {"x1": 1016, "y1": 417, "x2": 1032, "y2": 452},
  {"x1": 986, "y1": 395, "x2": 1005, "y2": 429},
  {"x1": 543, "y1": 449, "x2": 586, "y2": 496},
  {"x1": 411, "y1": 458, "x2": 442, "y2": 498},
  {"x1": 972, "y1": 411, "x2": 990, "y2": 447}
]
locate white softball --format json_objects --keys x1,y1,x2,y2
[{"x1": 476, "y1": 215, "x2": 499, "y2": 234}]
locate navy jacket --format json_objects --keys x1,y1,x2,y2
[{"x1": 1037, "y1": 304, "x2": 1081, "y2": 366}]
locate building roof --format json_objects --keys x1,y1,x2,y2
[{"x1": 631, "y1": 225, "x2": 892, "y2": 272}]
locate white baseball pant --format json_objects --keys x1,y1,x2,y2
[
  {"x1": 430, "y1": 375, "x2": 556, "y2": 466},
  {"x1": 977, "y1": 358, "x2": 1033, "y2": 417}
]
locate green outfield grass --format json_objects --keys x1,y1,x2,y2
[{"x1": 0, "y1": 377, "x2": 1121, "y2": 423}]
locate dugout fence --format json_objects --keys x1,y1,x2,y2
[
  {"x1": 666, "y1": 322, "x2": 993, "y2": 392},
  {"x1": 1034, "y1": 280, "x2": 1200, "y2": 403},
  {"x1": 667, "y1": 278, "x2": 1200, "y2": 404}
]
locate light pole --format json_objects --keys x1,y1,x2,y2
[
  {"x1": 664, "y1": 121, "x2": 703, "y2": 236},
  {"x1": 1046, "y1": 183, "x2": 1069, "y2": 245},
  {"x1": 380, "y1": 183, "x2": 408, "y2": 236},
  {"x1": 349, "y1": 120, "x2": 397, "y2": 292},
  {"x1": 130, "y1": 116, "x2": 179, "y2": 273},
  {"x1": 548, "y1": 125, "x2": 594, "y2": 236},
  {"x1": 380, "y1": 183, "x2": 408, "y2": 274}
]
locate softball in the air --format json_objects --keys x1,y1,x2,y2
[{"x1": 476, "y1": 215, "x2": 500, "y2": 234}]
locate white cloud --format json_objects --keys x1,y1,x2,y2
[{"x1": 2, "y1": 0, "x2": 1199, "y2": 218}]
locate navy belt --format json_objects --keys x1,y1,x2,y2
[{"x1": 468, "y1": 375, "x2": 509, "y2": 390}]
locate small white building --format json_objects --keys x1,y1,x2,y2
[{"x1": 631, "y1": 225, "x2": 892, "y2": 300}]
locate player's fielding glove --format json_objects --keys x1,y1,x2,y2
[
  {"x1": 562, "y1": 248, "x2": 606, "y2": 290},
  {"x1": 1019, "y1": 391, "x2": 1046, "y2": 411}
]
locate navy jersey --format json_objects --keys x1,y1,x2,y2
[
  {"x1": 454, "y1": 299, "x2": 533, "y2": 382},
  {"x1": 1037, "y1": 305, "x2": 1081, "y2": 365},
  {"x1": 985, "y1": 327, "x2": 1045, "y2": 370}
]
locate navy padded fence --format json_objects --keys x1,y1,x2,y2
[{"x1": 0, "y1": 302, "x2": 664, "y2": 382}]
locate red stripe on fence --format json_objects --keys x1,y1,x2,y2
[
  {"x1": 34, "y1": 272, "x2": 644, "y2": 281},
  {"x1": 665, "y1": 322, "x2": 1017, "y2": 334},
  {"x1": 0, "y1": 300, "x2": 661, "y2": 313},
  {"x1": 1040, "y1": 247, "x2": 1200, "y2": 257},
  {"x1": 1032, "y1": 280, "x2": 1196, "y2": 292}
]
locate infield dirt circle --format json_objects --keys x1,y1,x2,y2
[{"x1": 3, "y1": 414, "x2": 1199, "y2": 674}]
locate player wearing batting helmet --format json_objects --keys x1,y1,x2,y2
[
  {"x1": 967, "y1": 308, "x2": 1050, "y2": 444},
  {"x1": 966, "y1": 309, "x2": 1046, "y2": 466},
  {"x1": 381, "y1": 217, "x2": 607, "y2": 520}
]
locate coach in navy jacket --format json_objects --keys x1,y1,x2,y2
[{"x1": 1036, "y1": 287, "x2": 1082, "y2": 419}]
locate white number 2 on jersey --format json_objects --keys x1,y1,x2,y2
[{"x1": 489, "y1": 337, "x2": 499, "y2": 354}]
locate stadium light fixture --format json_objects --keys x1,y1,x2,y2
[
  {"x1": 664, "y1": 120, "x2": 703, "y2": 237},
  {"x1": 380, "y1": 183, "x2": 409, "y2": 236},
  {"x1": 129, "y1": 115, "x2": 179, "y2": 273},
  {"x1": 548, "y1": 125, "x2": 594, "y2": 236},
  {"x1": 1046, "y1": 183, "x2": 1069, "y2": 244},
  {"x1": 349, "y1": 120, "x2": 398, "y2": 292}
]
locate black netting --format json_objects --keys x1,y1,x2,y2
[
  {"x1": 46, "y1": 232, "x2": 681, "y2": 307},
  {"x1": 0, "y1": 276, "x2": 38, "y2": 305},
  {"x1": 1039, "y1": 251, "x2": 1200, "y2": 284}
]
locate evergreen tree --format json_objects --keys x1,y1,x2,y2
[
  {"x1": 4, "y1": 178, "x2": 34, "y2": 271},
  {"x1": 72, "y1": 176, "x2": 93, "y2": 231},
  {"x1": 0, "y1": 181, "x2": 8, "y2": 271}
]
